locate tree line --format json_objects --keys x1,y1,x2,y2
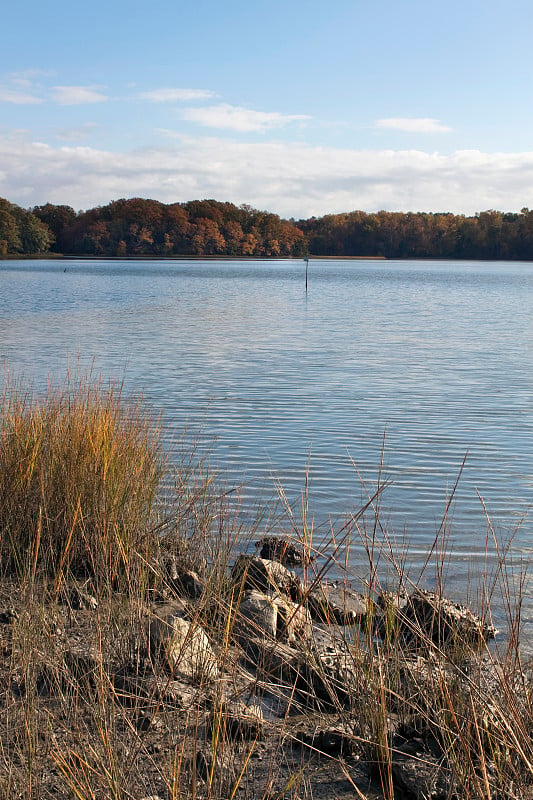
[
  {"x1": 3, "y1": 195, "x2": 533, "y2": 260},
  {"x1": 25, "y1": 198, "x2": 307, "y2": 258},
  {"x1": 299, "y1": 208, "x2": 533, "y2": 260}
]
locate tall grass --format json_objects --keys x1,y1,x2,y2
[{"x1": 0, "y1": 375, "x2": 164, "y2": 588}]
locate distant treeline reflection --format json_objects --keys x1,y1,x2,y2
[{"x1": 3, "y1": 195, "x2": 533, "y2": 260}]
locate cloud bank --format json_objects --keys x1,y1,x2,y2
[{"x1": 1, "y1": 132, "x2": 532, "y2": 218}]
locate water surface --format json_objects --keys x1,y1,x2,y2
[{"x1": 1, "y1": 258, "x2": 531, "y2": 638}]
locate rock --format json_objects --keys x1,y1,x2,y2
[
  {"x1": 255, "y1": 535, "x2": 314, "y2": 567},
  {"x1": 235, "y1": 589, "x2": 311, "y2": 645},
  {"x1": 149, "y1": 603, "x2": 219, "y2": 682},
  {"x1": 236, "y1": 589, "x2": 278, "y2": 640},
  {"x1": 392, "y1": 739, "x2": 451, "y2": 799},
  {"x1": 294, "y1": 720, "x2": 356, "y2": 755},
  {"x1": 275, "y1": 595, "x2": 312, "y2": 643},
  {"x1": 175, "y1": 568, "x2": 204, "y2": 599},
  {"x1": 211, "y1": 698, "x2": 264, "y2": 740},
  {"x1": 307, "y1": 582, "x2": 367, "y2": 625},
  {"x1": 240, "y1": 635, "x2": 302, "y2": 687},
  {"x1": 232, "y1": 555, "x2": 302, "y2": 601},
  {"x1": 387, "y1": 589, "x2": 496, "y2": 649},
  {"x1": 114, "y1": 669, "x2": 199, "y2": 708}
]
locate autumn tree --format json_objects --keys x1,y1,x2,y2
[{"x1": 32, "y1": 203, "x2": 77, "y2": 252}]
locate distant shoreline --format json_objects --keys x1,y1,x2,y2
[
  {"x1": 0, "y1": 253, "x2": 386, "y2": 261},
  {"x1": 3, "y1": 253, "x2": 533, "y2": 263}
]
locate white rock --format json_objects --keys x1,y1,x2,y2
[
  {"x1": 150, "y1": 603, "x2": 218, "y2": 682},
  {"x1": 236, "y1": 589, "x2": 278, "y2": 640},
  {"x1": 235, "y1": 589, "x2": 311, "y2": 644}
]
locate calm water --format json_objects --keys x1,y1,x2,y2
[{"x1": 1, "y1": 258, "x2": 532, "y2": 640}]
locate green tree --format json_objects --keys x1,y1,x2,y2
[
  {"x1": 0, "y1": 198, "x2": 53, "y2": 254},
  {"x1": 0, "y1": 202, "x2": 21, "y2": 253}
]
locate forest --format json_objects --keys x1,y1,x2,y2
[{"x1": 2, "y1": 195, "x2": 533, "y2": 260}]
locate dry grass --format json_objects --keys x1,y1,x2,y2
[
  {"x1": 0, "y1": 375, "x2": 531, "y2": 799},
  {"x1": 0, "y1": 375, "x2": 164, "y2": 590}
]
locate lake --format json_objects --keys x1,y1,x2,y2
[{"x1": 1, "y1": 257, "x2": 531, "y2": 642}]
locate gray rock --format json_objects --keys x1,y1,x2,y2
[
  {"x1": 165, "y1": 557, "x2": 204, "y2": 599},
  {"x1": 231, "y1": 555, "x2": 302, "y2": 601},
  {"x1": 240, "y1": 635, "x2": 302, "y2": 686},
  {"x1": 392, "y1": 739, "x2": 451, "y2": 799},
  {"x1": 294, "y1": 720, "x2": 356, "y2": 755},
  {"x1": 307, "y1": 582, "x2": 367, "y2": 625},
  {"x1": 175, "y1": 568, "x2": 204, "y2": 599},
  {"x1": 211, "y1": 698, "x2": 264, "y2": 740},
  {"x1": 389, "y1": 589, "x2": 496, "y2": 649},
  {"x1": 235, "y1": 589, "x2": 312, "y2": 646},
  {"x1": 235, "y1": 589, "x2": 278, "y2": 640},
  {"x1": 255, "y1": 535, "x2": 314, "y2": 567}
]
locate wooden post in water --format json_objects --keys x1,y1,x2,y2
[{"x1": 305, "y1": 256, "x2": 309, "y2": 292}]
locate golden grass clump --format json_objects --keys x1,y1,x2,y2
[{"x1": 0, "y1": 376, "x2": 164, "y2": 585}]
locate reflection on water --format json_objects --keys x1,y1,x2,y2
[{"x1": 1, "y1": 257, "x2": 532, "y2": 637}]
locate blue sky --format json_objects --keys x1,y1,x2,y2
[{"x1": 1, "y1": 0, "x2": 533, "y2": 217}]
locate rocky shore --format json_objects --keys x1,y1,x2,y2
[{"x1": 1, "y1": 534, "x2": 530, "y2": 800}]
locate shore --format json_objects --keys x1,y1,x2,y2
[
  {"x1": 0, "y1": 376, "x2": 531, "y2": 799},
  {"x1": 1, "y1": 534, "x2": 531, "y2": 800},
  {"x1": 0, "y1": 253, "x2": 386, "y2": 261}
]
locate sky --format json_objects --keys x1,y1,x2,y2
[{"x1": 1, "y1": 0, "x2": 533, "y2": 218}]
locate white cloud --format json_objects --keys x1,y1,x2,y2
[
  {"x1": 1, "y1": 131, "x2": 533, "y2": 218},
  {"x1": 0, "y1": 88, "x2": 43, "y2": 104},
  {"x1": 181, "y1": 104, "x2": 311, "y2": 133},
  {"x1": 138, "y1": 88, "x2": 215, "y2": 102},
  {"x1": 51, "y1": 86, "x2": 108, "y2": 105},
  {"x1": 0, "y1": 71, "x2": 55, "y2": 103},
  {"x1": 376, "y1": 118, "x2": 452, "y2": 133}
]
